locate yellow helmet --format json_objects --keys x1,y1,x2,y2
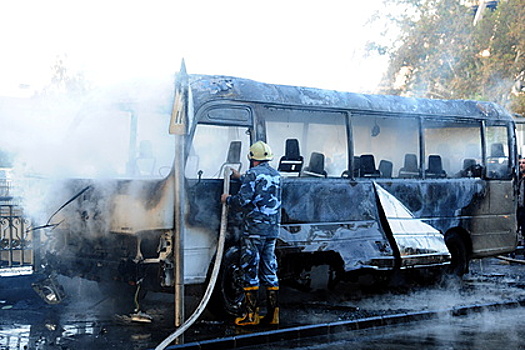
[{"x1": 248, "y1": 141, "x2": 273, "y2": 161}]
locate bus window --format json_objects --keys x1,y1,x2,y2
[
  {"x1": 485, "y1": 125, "x2": 511, "y2": 179},
  {"x1": 59, "y1": 108, "x2": 174, "y2": 179},
  {"x1": 264, "y1": 108, "x2": 348, "y2": 177},
  {"x1": 352, "y1": 115, "x2": 419, "y2": 178},
  {"x1": 516, "y1": 120, "x2": 525, "y2": 157},
  {"x1": 423, "y1": 119, "x2": 482, "y2": 178},
  {"x1": 186, "y1": 124, "x2": 250, "y2": 179}
]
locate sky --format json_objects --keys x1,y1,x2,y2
[
  {"x1": 0, "y1": 0, "x2": 392, "y2": 97},
  {"x1": 0, "y1": 0, "x2": 395, "y2": 220}
]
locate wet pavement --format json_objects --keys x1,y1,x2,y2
[
  {"x1": 2, "y1": 257, "x2": 525, "y2": 349},
  {"x1": 254, "y1": 306, "x2": 525, "y2": 350}
]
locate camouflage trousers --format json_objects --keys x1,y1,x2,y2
[{"x1": 239, "y1": 235, "x2": 279, "y2": 288}]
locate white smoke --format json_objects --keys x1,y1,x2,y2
[{"x1": 1, "y1": 76, "x2": 176, "y2": 230}]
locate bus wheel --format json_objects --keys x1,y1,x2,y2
[
  {"x1": 445, "y1": 232, "x2": 469, "y2": 276},
  {"x1": 209, "y1": 245, "x2": 245, "y2": 317}
]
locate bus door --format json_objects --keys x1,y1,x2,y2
[
  {"x1": 184, "y1": 122, "x2": 251, "y2": 283},
  {"x1": 475, "y1": 123, "x2": 517, "y2": 255}
]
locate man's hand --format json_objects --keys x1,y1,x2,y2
[
  {"x1": 230, "y1": 168, "x2": 241, "y2": 179},
  {"x1": 221, "y1": 193, "x2": 230, "y2": 203}
]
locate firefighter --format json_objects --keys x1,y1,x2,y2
[{"x1": 221, "y1": 141, "x2": 282, "y2": 326}]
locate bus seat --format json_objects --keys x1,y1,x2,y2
[
  {"x1": 360, "y1": 154, "x2": 380, "y2": 177},
  {"x1": 219, "y1": 140, "x2": 242, "y2": 176},
  {"x1": 487, "y1": 143, "x2": 510, "y2": 179},
  {"x1": 425, "y1": 155, "x2": 446, "y2": 178},
  {"x1": 399, "y1": 153, "x2": 419, "y2": 178},
  {"x1": 490, "y1": 143, "x2": 505, "y2": 157},
  {"x1": 460, "y1": 158, "x2": 481, "y2": 177},
  {"x1": 278, "y1": 139, "x2": 304, "y2": 175},
  {"x1": 227, "y1": 140, "x2": 242, "y2": 163},
  {"x1": 379, "y1": 160, "x2": 393, "y2": 178},
  {"x1": 302, "y1": 152, "x2": 327, "y2": 177}
]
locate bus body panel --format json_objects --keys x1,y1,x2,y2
[
  {"x1": 110, "y1": 178, "x2": 175, "y2": 234},
  {"x1": 374, "y1": 183, "x2": 450, "y2": 268},
  {"x1": 51, "y1": 177, "x2": 176, "y2": 236},
  {"x1": 470, "y1": 181, "x2": 517, "y2": 256},
  {"x1": 379, "y1": 179, "x2": 516, "y2": 258}
]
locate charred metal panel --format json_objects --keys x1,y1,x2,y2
[
  {"x1": 109, "y1": 177, "x2": 175, "y2": 234},
  {"x1": 281, "y1": 179, "x2": 376, "y2": 223},
  {"x1": 188, "y1": 75, "x2": 513, "y2": 122},
  {"x1": 280, "y1": 179, "x2": 395, "y2": 271},
  {"x1": 377, "y1": 178, "x2": 516, "y2": 258},
  {"x1": 186, "y1": 179, "x2": 226, "y2": 231},
  {"x1": 49, "y1": 176, "x2": 175, "y2": 236},
  {"x1": 278, "y1": 178, "x2": 453, "y2": 272},
  {"x1": 374, "y1": 183, "x2": 450, "y2": 268},
  {"x1": 378, "y1": 179, "x2": 486, "y2": 234},
  {"x1": 184, "y1": 179, "x2": 234, "y2": 284},
  {"x1": 41, "y1": 176, "x2": 179, "y2": 284},
  {"x1": 187, "y1": 177, "x2": 396, "y2": 273},
  {"x1": 471, "y1": 181, "x2": 516, "y2": 255},
  {"x1": 279, "y1": 222, "x2": 395, "y2": 271}
]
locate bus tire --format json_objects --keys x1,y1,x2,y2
[
  {"x1": 208, "y1": 245, "x2": 245, "y2": 318},
  {"x1": 445, "y1": 232, "x2": 469, "y2": 277}
]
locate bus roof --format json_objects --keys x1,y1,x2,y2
[{"x1": 188, "y1": 74, "x2": 513, "y2": 122}]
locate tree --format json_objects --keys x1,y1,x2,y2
[{"x1": 377, "y1": 0, "x2": 525, "y2": 115}]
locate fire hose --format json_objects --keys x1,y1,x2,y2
[
  {"x1": 496, "y1": 255, "x2": 525, "y2": 265},
  {"x1": 155, "y1": 167, "x2": 231, "y2": 350}
]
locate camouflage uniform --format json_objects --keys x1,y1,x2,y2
[{"x1": 226, "y1": 161, "x2": 281, "y2": 288}]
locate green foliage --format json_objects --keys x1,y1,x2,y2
[{"x1": 378, "y1": 0, "x2": 525, "y2": 115}]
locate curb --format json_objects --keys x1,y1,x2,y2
[{"x1": 155, "y1": 299, "x2": 525, "y2": 350}]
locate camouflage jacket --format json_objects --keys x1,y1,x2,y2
[{"x1": 226, "y1": 162, "x2": 282, "y2": 238}]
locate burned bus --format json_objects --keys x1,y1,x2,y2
[{"x1": 38, "y1": 66, "x2": 518, "y2": 316}]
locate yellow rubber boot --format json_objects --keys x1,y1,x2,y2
[
  {"x1": 235, "y1": 287, "x2": 260, "y2": 326},
  {"x1": 261, "y1": 286, "x2": 279, "y2": 325}
]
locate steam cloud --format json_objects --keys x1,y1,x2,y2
[{"x1": 1, "y1": 76, "x2": 176, "y2": 233}]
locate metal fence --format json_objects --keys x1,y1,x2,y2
[{"x1": 0, "y1": 176, "x2": 33, "y2": 276}]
